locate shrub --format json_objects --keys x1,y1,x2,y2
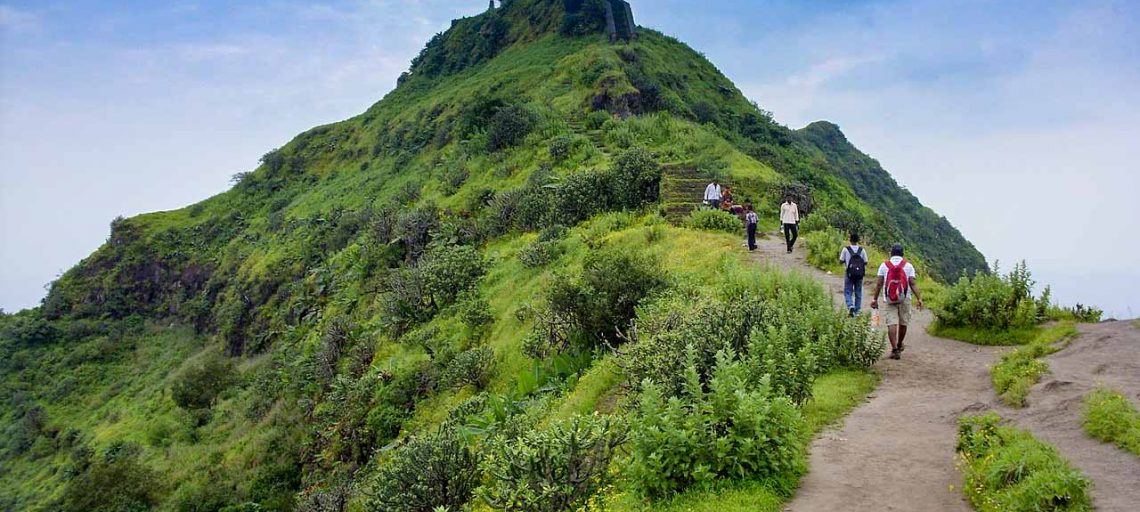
[
  {"x1": 1082, "y1": 387, "x2": 1140, "y2": 457},
  {"x1": 611, "y1": 147, "x2": 660, "y2": 208},
  {"x1": 367, "y1": 427, "x2": 481, "y2": 512},
  {"x1": 623, "y1": 272, "x2": 883, "y2": 402},
  {"x1": 479, "y1": 415, "x2": 626, "y2": 511},
  {"x1": 934, "y1": 261, "x2": 1045, "y2": 333},
  {"x1": 549, "y1": 135, "x2": 574, "y2": 162},
  {"x1": 440, "y1": 166, "x2": 469, "y2": 196},
  {"x1": 60, "y1": 445, "x2": 161, "y2": 512},
  {"x1": 487, "y1": 104, "x2": 538, "y2": 152},
  {"x1": 545, "y1": 247, "x2": 666, "y2": 348},
  {"x1": 419, "y1": 242, "x2": 486, "y2": 308},
  {"x1": 685, "y1": 209, "x2": 740, "y2": 234},
  {"x1": 548, "y1": 169, "x2": 614, "y2": 226},
  {"x1": 171, "y1": 351, "x2": 236, "y2": 412},
  {"x1": 584, "y1": 110, "x2": 610, "y2": 130},
  {"x1": 518, "y1": 239, "x2": 564, "y2": 268},
  {"x1": 440, "y1": 346, "x2": 495, "y2": 390},
  {"x1": 627, "y1": 348, "x2": 808, "y2": 498},
  {"x1": 457, "y1": 292, "x2": 494, "y2": 332},
  {"x1": 956, "y1": 412, "x2": 1091, "y2": 512},
  {"x1": 803, "y1": 227, "x2": 844, "y2": 273}
]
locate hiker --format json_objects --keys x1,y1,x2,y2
[
  {"x1": 703, "y1": 181, "x2": 722, "y2": 209},
  {"x1": 870, "y1": 244, "x2": 925, "y2": 360},
  {"x1": 839, "y1": 232, "x2": 869, "y2": 317},
  {"x1": 720, "y1": 187, "x2": 734, "y2": 209},
  {"x1": 744, "y1": 203, "x2": 758, "y2": 251},
  {"x1": 780, "y1": 195, "x2": 799, "y2": 253}
]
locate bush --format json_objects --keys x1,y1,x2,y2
[
  {"x1": 518, "y1": 239, "x2": 564, "y2": 268},
  {"x1": 367, "y1": 427, "x2": 480, "y2": 512},
  {"x1": 611, "y1": 147, "x2": 661, "y2": 208},
  {"x1": 487, "y1": 104, "x2": 538, "y2": 152},
  {"x1": 479, "y1": 415, "x2": 626, "y2": 511},
  {"x1": 802, "y1": 227, "x2": 844, "y2": 273},
  {"x1": 627, "y1": 347, "x2": 808, "y2": 498},
  {"x1": 171, "y1": 351, "x2": 236, "y2": 412},
  {"x1": 457, "y1": 292, "x2": 494, "y2": 332},
  {"x1": 545, "y1": 247, "x2": 667, "y2": 348},
  {"x1": 957, "y1": 412, "x2": 1091, "y2": 512},
  {"x1": 584, "y1": 110, "x2": 610, "y2": 130},
  {"x1": 419, "y1": 242, "x2": 486, "y2": 308},
  {"x1": 934, "y1": 261, "x2": 1045, "y2": 332},
  {"x1": 60, "y1": 445, "x2": 161, "y2": 512},
  {"x1": 440, "y1": 346, "x2": 495, "y2": 390},
  {"x1": 549, "y1": 135, "x2": 574, "y2": 162},
  {"x1": 1082, "y1": 387, "x2": 1140, "y2": 457},
  {"x1": 623, "y1": 271, "x2": 883, "y2": 402},
  {"x1": 685, "y1": 208, "x2": 741, "y2": 234}
]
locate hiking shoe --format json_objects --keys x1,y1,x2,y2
[
  {"x1": 889, "y1": 349, "x2": 901, "y2": 360},
  {"x1": 848, "y1": 308, "x2": 856, "y2": 318},
  {"x1": 898, "y1": 340, "x2": 906, "y2": 353}
]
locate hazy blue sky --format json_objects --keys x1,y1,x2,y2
[{"x1": 2, "y1": 0, "x2": 1137, "y2": 317}]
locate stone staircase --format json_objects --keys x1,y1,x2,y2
[
  {"x1": 567, "y1": 120, "x2": 613, "y2": 158},
  {"x1": 660, "y1": 163, "x2": 722, "y2": 224}
]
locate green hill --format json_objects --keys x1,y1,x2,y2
[{"x1": 0, "y1": 1, "x2": 983, "y2": 510}]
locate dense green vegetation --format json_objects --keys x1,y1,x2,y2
[
  {"x1": 990, "y1": 323, "x2": 1077, "y2": 407},
  {"x1": 1082, "y1": 387, "x2": 1140, "y2": 458},
  {"x1": 1, "y1": 1, "x2": 984, "y2": 510},
  {"x1": 932, "y1": 261, "x2": 1099, "y2": 345},
  {"x1": 956, "y1": 412, "x2": 1091, "y2": 512}
]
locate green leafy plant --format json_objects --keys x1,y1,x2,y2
[
  {"x1": 627, "y1": 347, "x2": 808, "y2": 498},
  {"x1": 440, "y1": 346, "x2": 495, "y2": 390},
  {"x1": 478, "y1": 415, "x2": 626, "y2": 512},
  {"x1": 933, "y1": 261, "x2": 1055, "y2": 343},
  {"x1": 1082, "y1": 387, "x2": 1140, "y2": 457},
  {"x1": 684, "y1": 209, "x2": 741, "y2": 234},
  {"x1": 171, "y1": 351, "x2": 236, "y2": 412},
  {"x1": 367, "y1": 427, "x2": 481, "y2": 512},
  {"x1": 956, "y1": 412, "x2": 1091, "y2": 512}
]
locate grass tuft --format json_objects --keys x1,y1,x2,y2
[
  {"x1": 990, "y1": 323, "x2": 1077, "y2": 407},
  {"x1": 956, "y1": 412, "x2": 1091, "y2": 512},
  {"x1": 1082, "y1": 387, "x2": 1140, "y2": 457}
]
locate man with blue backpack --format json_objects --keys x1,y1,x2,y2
[
  {"x1": 839, "y1": 232, "x2": 869, "y2": 317},
  {"x1": 870, "y1": 244, "x2": 925, "y2": 360}
]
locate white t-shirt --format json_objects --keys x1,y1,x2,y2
[
  {"x1": 780, "y1": 202, "x2": 799, "y2": 224},
  {"x1": 704, "y1": 183, "x2": 722, "y2": 201},
  {"x1": 877, "y1": 256, "x2": 916, "y2": 298},
  {"x1": 839, "y1": 245, "x2": 867, "y2": 268}
]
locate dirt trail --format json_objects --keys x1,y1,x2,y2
[
  {"x1": 748, "y1": 235, "x2": 1002, "y2": 511},
  {"x1": 1001, "y1": 321, "x2": 1140, "y2": 511},
  {"x1": 746, "y1": 233, "x2": 1140, "y2": 511}
]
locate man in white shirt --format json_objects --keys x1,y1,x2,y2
[
  {"x1": 779, "y1": 196, "x2": 799, "y2": 253},
  {"x1": 870, "y1": 244, "x2": 925, "y2": 360},
  {"x1": 703, "y1": 181, "x2": 722, "y2": 209}
]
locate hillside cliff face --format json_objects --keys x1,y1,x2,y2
[{"x1": 0, "y1": 1, "x2": 983, "y2": 510}]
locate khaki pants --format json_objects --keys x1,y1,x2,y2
[{"x1": 883, "y1": 298, "x2": 912, "y2": 326}]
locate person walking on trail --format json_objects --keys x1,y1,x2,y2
[
  {"x1": 780, "y1": 195, "x2": 799, "y2": 253},
  {"x1": 839, "y1": 232, "x2": 869, "y2": 317},
  {"x1": 870, "y1": 244, "x2": 925, "y2": 360},
  {"x1": 744, "y1": 203, "x2": 758, "y2": 251},
  {"x1": 703, "y1": 181, "x2": 722, "y2": 209}
]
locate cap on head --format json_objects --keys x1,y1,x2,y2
[{"x1": 891, "y1": 244, "x2": 904, "y2": 257}]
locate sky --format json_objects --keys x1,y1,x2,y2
[{"x1": 1, "y1": 0, "x2": 1137, "y2": 318}]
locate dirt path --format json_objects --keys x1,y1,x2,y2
[
  {"x1": 1000, "y1": 321, "x2": 1140, "y2": 511},
  {"x1": 748, "y1": 235, "x2": 1003, "y2": 511},
  {"x1": 747, "y1": 233, "x2": 1140, "y2": 511}
]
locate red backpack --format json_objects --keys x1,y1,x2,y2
[{"x1": 884, "y1": 259, "x2": 909, "y2": 304}]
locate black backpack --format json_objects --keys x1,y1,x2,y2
[{"x1": 845, "y1": 246, "x2": 866, "y2": 280}]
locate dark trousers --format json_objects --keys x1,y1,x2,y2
[
  {"x1": 844, "y1": 275, "x2": 864, "y2": 313},
  {"x1": 747, "y1": 223, "x2": 757, "y2": 250},
  {"x1": 783, "y1": 223, "x2": 798, "y2": 251}
]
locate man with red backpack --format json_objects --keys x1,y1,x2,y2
[{"x1": 870, "y1": 244, "x2": 925, "y2": 360}]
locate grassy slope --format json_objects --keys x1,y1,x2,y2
[{"x1": 2, "y1": 3, "x2": 980, "y2": 509}]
